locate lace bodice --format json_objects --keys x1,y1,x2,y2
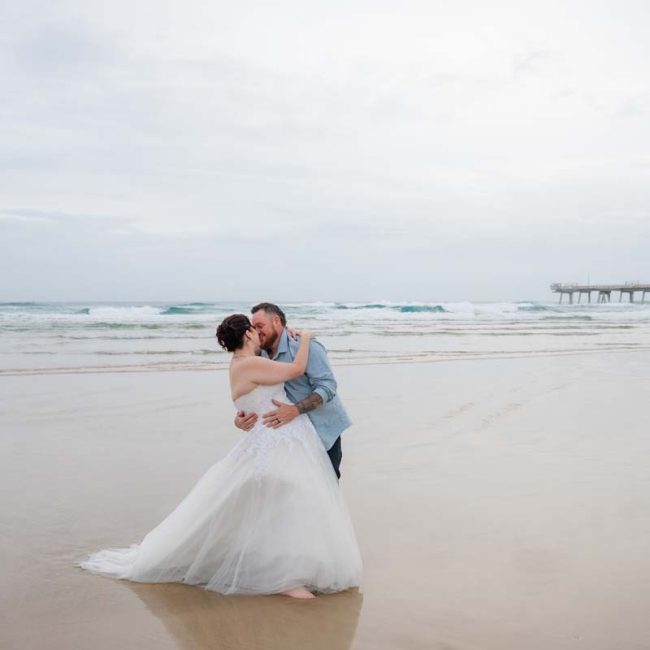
[
  {"x1": 233, "y1": 384, "x2": 289, "y2": 415},
  {"x1": 230, "y1": 383, "x2": 317, "y2": 483}
]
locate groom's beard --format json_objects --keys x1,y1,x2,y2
[{"x1": 261, "y1": 330, "x2": 279, "y2": 354}]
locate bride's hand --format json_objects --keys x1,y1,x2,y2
[{"x1": 287, "y1": 327, "x2": 312, "y2": 340}]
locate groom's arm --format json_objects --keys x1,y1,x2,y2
[
  {"x1": 262, "y1": 340, "x2": 336, "y2": 428},
  {"x1": 300, "y1": 339, "x2": 336, "y2": 409},
  {"x1": 264, "y1": 390, "x2": 322, "y2": 428},
  {"x1": 294, "y1": 392, "x2": 323, "y2": 414},
  {"x1": 283, "y1": 333, "x2": 337, "y2": 407}
]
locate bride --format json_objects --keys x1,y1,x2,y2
[{"x1": 78, "y1": 314, "x2": 362, "y2": 599}]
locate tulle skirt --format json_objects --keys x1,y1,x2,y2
[{"x1": 77, "y1": 415, "x2": 362, "y2": 595}]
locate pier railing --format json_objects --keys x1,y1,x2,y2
[{"x1": 550, "y1": 282, "x2": 650, "y2": 304}]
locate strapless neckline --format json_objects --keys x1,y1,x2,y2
[{"x1": 233, "y1": 383, "x2": 288, "y2": 415}]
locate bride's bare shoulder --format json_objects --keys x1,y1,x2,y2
[
  {"x1": 231, "y1": 356, "x2": 271, "y2": 371},
  {"x1": 229, "y1": 358, "x2": 261, "y2": 401},
  {"x1": 229, "y1": 355, "x2": 269, "y2": 381}
]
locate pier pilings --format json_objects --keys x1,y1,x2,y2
[{"x1": 550, "y1": 283, "x2": 649, "y2": 304}]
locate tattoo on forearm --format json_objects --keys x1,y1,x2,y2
[{"x1": 295, "y1": 392, "x2": 323, "y2": 414}]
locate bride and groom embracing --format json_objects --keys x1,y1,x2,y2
[{"x1": 78, "y1": 302, "x2": 362, "y2": 599}]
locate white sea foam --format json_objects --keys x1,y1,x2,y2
[
  {"x1": 2, "y1": 300, "x2": 650, "y2": 375},
  {"x1": 85, "y1": 305, "x2": 164, "y2": 319}
]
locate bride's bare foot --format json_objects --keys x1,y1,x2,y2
[{"x1": 281, "y1": 587, "x2": 316, "y2": 599}]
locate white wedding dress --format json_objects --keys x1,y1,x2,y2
[{"x1": 77, "y1": 383, "x2": 362, "y2": 595}]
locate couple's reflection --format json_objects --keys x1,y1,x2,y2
[{"x1": 127, "y1": 582, "x2": 363, "y2": 650}]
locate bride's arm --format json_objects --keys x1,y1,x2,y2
[{"x1": 243, "y1": 330, "x2": 312, "y2": 385}]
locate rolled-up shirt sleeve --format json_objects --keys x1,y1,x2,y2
[{"x1": 306, "y1": 340, "x2": 337, "y2": 403}]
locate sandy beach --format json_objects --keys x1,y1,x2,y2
[
  {"x1": 4, "y1": 0, "x2": 650, "y2": 644},
  {"x1": 2, "y1": 351, "x2": 650, "y2": 649}
]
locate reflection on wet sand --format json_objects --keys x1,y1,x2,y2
[{"x1": 127, "y1": 582, "x2": 363, "y2": 650}]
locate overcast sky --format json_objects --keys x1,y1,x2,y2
[{"x1": 1, "y1": 0, "x2": 649, "y2": 302}]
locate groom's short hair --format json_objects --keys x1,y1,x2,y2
[{"x1": 251, "y1": 302, "x2": 287, "y2": 327}]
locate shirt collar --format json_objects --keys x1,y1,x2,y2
[{"x1": 272, "y1": 328, "x2": 290, "y2": 360}]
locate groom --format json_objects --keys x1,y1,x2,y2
[{"x1": 234, "y1": 302, "x2": 351, "y2": 479}]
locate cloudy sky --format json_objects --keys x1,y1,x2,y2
[{"x1": 1, "y1": 0, "x2": 649, "y2": 302}]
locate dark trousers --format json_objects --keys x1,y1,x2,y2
[{"x1": 327, "y1": 436, "x2": 343, "y2": 480}]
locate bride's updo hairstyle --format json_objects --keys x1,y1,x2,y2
[{"x1": 216, "y1": 314, "x2": 252, "y2": 352}]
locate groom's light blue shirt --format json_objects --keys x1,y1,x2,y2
[{"x1": 261, "y1": 329, "x2": 351, "y2": 451}]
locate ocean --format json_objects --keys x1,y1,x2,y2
[{"x1": 2, "y1": 300, "x2": 649, "y2": 375}]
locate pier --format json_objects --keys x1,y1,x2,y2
[{"x1": 550, "y1": 282, "x2": 650, "y2": 304}]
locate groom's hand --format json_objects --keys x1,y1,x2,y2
[
  {"x1": 235, "y1": 410, "x2": 257, "y2": 431},
  {"x1": 262, "y1": 400, "x2": 299, "y2": 429}
]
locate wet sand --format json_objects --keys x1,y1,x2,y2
[{"x1": 2, "y1": 352, "x2": 650, "y2": 649}]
